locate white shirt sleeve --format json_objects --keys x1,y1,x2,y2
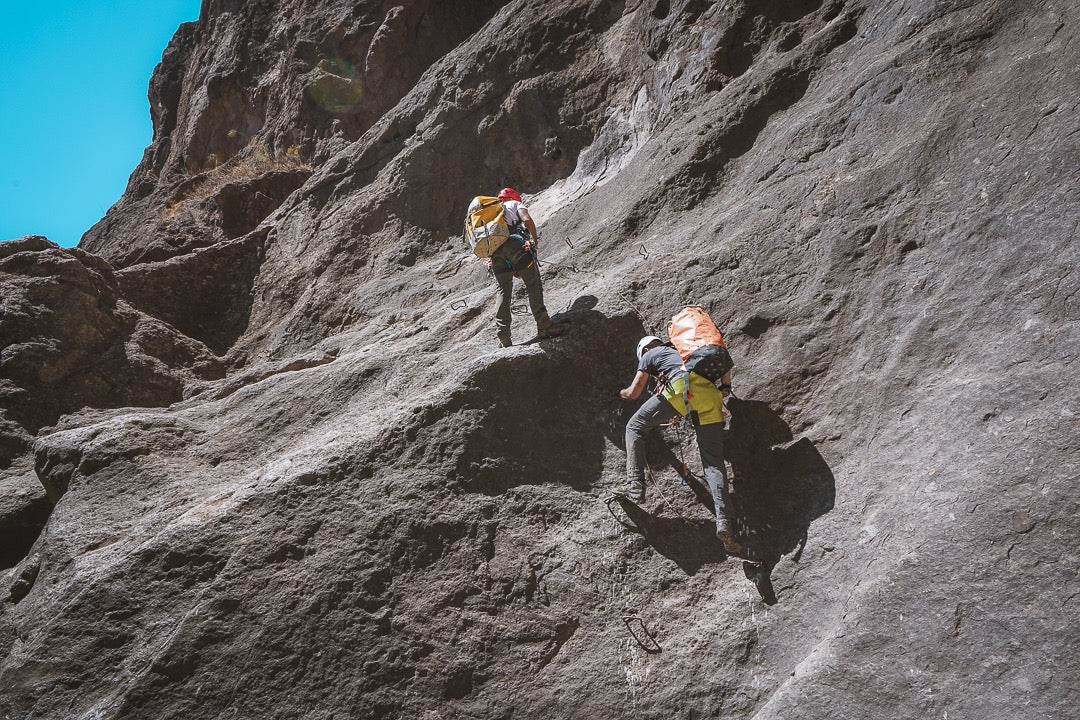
[{"x1": 501, "y1": 200, "x2": 522, "y2": 226}]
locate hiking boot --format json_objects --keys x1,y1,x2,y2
[
  {"x1": 537, "y1": 321, "x2": 568, "y2": 339},
  {"x1": 716, "y1": 518, "x2": 736, "y2": 549},
  {"x1": 612, "y1": 481, "x2": 645, "y2": 503}
]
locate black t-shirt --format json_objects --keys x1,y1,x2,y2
[{"x1": 638, "y1": 345, "x2": 684, "y2": 383}]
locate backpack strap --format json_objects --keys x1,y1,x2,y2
[
  {"x1": 490, "y1": 258, "x2": 515, "y2": 275},
  {"x1": 680, "y1": 363, "x2": 700, "y2": 428}
]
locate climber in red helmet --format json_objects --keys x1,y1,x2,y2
[
  {"x1": 497, "y1": 187, "x2": 522, "y2": 203},
  {"x1": 486, "y1": 187, "x2": 566, "y2": 346}
]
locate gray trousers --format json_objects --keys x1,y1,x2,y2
[
  {"x1": 625, "y1": 392, "x2": 730, "y2": 527},
  {"x1": 493, "y1": 248, "x2": 552, "y2": 339}
]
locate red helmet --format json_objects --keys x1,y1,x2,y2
[{"x1": 497, "y1": 187, "x2": 522, "y2": 202}]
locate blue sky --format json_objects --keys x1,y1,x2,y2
[{"x1": 0, "y1": 1, "x2": 202, "y2": 247}]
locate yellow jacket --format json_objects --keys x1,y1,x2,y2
[{"x1": 660, "y1": 372, "x2": 725, "y2": 425}]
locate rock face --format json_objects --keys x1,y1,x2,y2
[
  {"x1": 2, "y1": 0, "x2": 1078, "y2": 718},
  {"x1": 80, "y1": 0, "x2": 509, "y2": 267},
  {"x1": 0, "y1": 236, "x2": 222, "y2": 472}
]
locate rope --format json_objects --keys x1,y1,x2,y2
[
  {"x1": 644, "y1": 458, "x2": 694, "y2": 525},
  {"x1": 668, "y1": 419, "x2": 699, "y2": 484},
  {"x1": 450, "y1": 235, "x2": 658, "y2": 332},
  {"x1": 611, "y1": 285, "x2": 650, "y2": 327}
]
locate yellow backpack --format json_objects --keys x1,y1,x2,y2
[{"x1": 463, "y1": 196, "x2": 510, "y2": 258}]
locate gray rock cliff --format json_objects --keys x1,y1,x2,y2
[{"x1": 2, "y1": 0, "x2": 1077, "y2": 718}]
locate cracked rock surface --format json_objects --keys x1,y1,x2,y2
[{"x1": 1, "y1": 0, "x2": 1078, "y2": 718}]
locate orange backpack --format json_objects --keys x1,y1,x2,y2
[{"x1": 668, "y1": 306, "x2": 733, "y2": 384}]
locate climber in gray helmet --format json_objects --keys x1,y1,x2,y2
[{"x1": 616, "y1": 334, "x2": 735, "y2": 548}]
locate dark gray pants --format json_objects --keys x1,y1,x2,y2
[
  {"x1": 625, "y1": 393, "x2": 730, "y2": 528},
  {"x1": 493, "y1": 252, "x2": 552, "y2": 340}
]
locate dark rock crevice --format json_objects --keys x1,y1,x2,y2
[
  {"x1": 0, "y1": 475, "x2": 49, "y2": 571},
  {"x1": 116, "y1": 230, "x2": 268, "y2": 358},
  {"x1": 670, "y1": 5, "x2": 863, "y2": 206}
]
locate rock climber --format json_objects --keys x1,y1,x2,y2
[
  {"x1": 484, "y1": 188, "x2": 566, "y2": 347},
  {"x1": 616, "y1": 335, "x2": 735, "y2": 547}
]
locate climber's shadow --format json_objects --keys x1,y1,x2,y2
[
  {"x1": 609, "y1": 497, "x2": 726, "y2": 575},
  {"x1": 454, "y1": 303, "x2": 639, "y2": 496},
  {"x1": 724, "y1": 396, "x2": 835, "y2": 588},
  {"x1": 602, "y1": 391, "x2": 833, "y2": 603},
  {"x1": 521, "y1": 293, "x2": 603, "y2": 345}
]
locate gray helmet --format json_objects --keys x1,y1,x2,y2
[{"x1": 636, "y1": 335, "x2": 663, "y2": 359}]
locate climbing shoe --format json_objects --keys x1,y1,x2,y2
[
  {"x1": 715, "y1": 518, "x2": 736, "y2": 550},
  {"x1": 612, "y1": 481, "x2": 645, "y2": 503}
]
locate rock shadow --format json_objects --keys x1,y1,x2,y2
[
  {"x1": 116, "y1": 230, "x2": 266, "y2": 356},
  {"x1": 609, "y1": 496, "x2": 727, "y2": 575},
  {"x1": 0, "y1": 480, "x2": 50, "y2": 571},
  {"x1": 520, "y1": 293, "x2": 604, "y2": 346},
  {"x1": 724, "y1": 396, "x2": 835, "y2": 568},
  {"x1": 450, "y1": 307, "x2": 641, "y2": 496},
  {"x1": 727, "y1": 0, "x2": 825, "y2": 77}
]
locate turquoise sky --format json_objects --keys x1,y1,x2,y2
[{"x1": 0, "y1": 1, "x2": 203, "y2": 247}]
